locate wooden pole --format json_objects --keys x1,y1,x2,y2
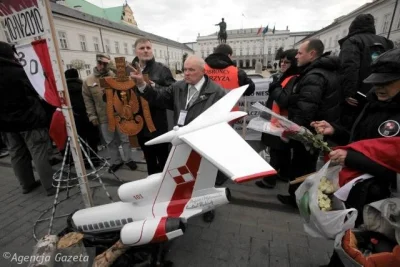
[
  {"x1": 242, "y1": 96, "x2": 247, "y2": 139},
  {"x1": 42, "y1": 0, "x2": 93, "y2": 207}
]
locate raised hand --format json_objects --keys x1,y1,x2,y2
[{"x1": 128, "y1": 62, "x2": 145, "y2": 87}]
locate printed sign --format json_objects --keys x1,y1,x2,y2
[
  {"x1": 0, "y1": 0, "x2": 45, "y2": 43},
  {"x1": 234, "y1": 79, "x2": 271, "y2": 140}
]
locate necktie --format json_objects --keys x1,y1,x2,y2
[{"x1": 186, "y1": 85, "x2": 199, "y2": 109}]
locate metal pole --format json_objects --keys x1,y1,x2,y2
[
  {"x1": 387, "y1": 0, "x2": 399, "y2": 39},
  {"x1": 42, "y1": 0, "x2": 93, "y2": 207},
  {"x1": 99, "y1": 27, "x2": 105, "y2": 52}
]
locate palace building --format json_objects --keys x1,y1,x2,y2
[{"x1": 0, "y1": 0, "x2": 194, "y2": 79}]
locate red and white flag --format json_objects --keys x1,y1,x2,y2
[
  {"x1": 256, "y1": 26, "x2": 262, "y2": 35},
  {"x1": 17, "y1": 40, "x2": 67, "y2": 150}
]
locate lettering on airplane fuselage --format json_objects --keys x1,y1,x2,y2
[{"x1": 186, "y1": 193, "x2": 224, "y2": 209}]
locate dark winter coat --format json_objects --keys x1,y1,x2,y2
[
  {"x1": 139, "y1": 75, "x2": 226, "y2": 126},
  {"x1": 262, "y1": 70, "x2": 299, "y2": 149},
  {"x1": 131, "y1": 57, "x2": 176, "y2": 138},
  {"x1": 330, "y1": 92, "x2": 400, "y2": 186},
  {"x1": 205, "y1": 53, "x2": 255, "y2": 96},
  {"x1": 288, "y1": 55, "x2": 341, "y2": 128},
  {"x1": 338, "y1": 15, "x2": 394, "y2": 98},
  {"x1": 0, "y1": 56, "x2": 48, "y2": 132},
  {"x1": 67, "y1": 78, "x2": 94, "y2": 127}
]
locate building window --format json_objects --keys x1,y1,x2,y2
[
  {"x1": 115, "y1": 41, "x2": 120, "y2": 54},
  {"x1": 328, "y1": 37, "x2": 332, "y2": 48},
  {"x1": 115, "y1": 220, "x2": 121, "y2": 226},
  {"x1": 99, "y1": 222, "x2": 104, "y2": 229},
  {"x1": 127, "y1": 218, "x2": 133, "y2": 223},
  {"x1": 79, "y1": 35, "x2": 87, "y2": 51},
  {"x1": 66, "y1": 64, "x2": 73, "y2": 70},
  {"x1": 58, "y1": 31, "x2": 68, "y2": 49},
  {"x1": 83, "y1": 225, "x2": 88, "y2": 231},
  {"x1": 105, "y1": 39, "x2": 110, "y2": 53},
  {"x1": 132, "y1": 44, "x2": 135, "y2": 55},
  {"x1": 124, "y1": 43, "x2": 128, "y2": 54},
  {"x1": 201, "y1": 51, "x2": 204, "y2": 58},
  {"x1": 88, "y1": 224, "x2": 93, "y2": 230},
  {"x1": 154, "y1": 49, "x2": 157, "y2": 57},
  {"x1": 104, "y1": 222, "x2": 110, "y2": 228},
  {"x1": 268, "y1": 47, "x2": 271, "y2": 55},
  {"x1": 93, "y1": 37, "x2": 100, "y2": 52},
  {"x1": 85, "y1": 64, "x2": 91, "y2": 76},
  {"x1": 382, "y1": 13, "x2": 391, "y2": 33}
]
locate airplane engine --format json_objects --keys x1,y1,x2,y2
[
  {"x1": 118, "y1": 173, "x2": 162, "y2": 203},
  {"x1": 120, "y1": 217, "x2": 185, "y2": 246}
]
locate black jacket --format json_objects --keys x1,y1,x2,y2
[
  {"x1": 0, "y1": 56, "x2": 48, "y2": 132},
  {"x1": 331, "y1": 92, "x2": 400, "y2": 183},
  {"x1": 261, "y1": 73, "x2": 298, "y2": 149},
  {"x1": 140, "y1": 75, "x2": 226, "y2": 125},
  {"x1": 338, "y1": 22, "x2": 393, "y2": 98},
  {"x1": 288, "y1": 55, "x2": 341, "y2": 128},
  {"x1": 205, "y1": 53, "x2": 255, "y2": 96},
  {"x1": 67, "y1": 78, "x2": 93, "y2": 126},
  {"x1": 132, "y1": 57, "x2": 176, "y2": 138}
]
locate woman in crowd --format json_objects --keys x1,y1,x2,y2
[
  {"x1": 257, "y1": 49, "x2": 299, "y2": 189},
  {"x1": 312, "y1": 48, "x2": 400, "y2": 266}
]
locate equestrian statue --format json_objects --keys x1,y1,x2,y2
[{"x1": 215, "y1": 18, "x2": 227, "y2": 44}]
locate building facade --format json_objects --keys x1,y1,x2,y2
[
  {"x1": 61, "y1": 0, "x2": 139, "y2": 27},
  {"x1": 192, "y1": 28, "x2": 313, "y2": 68},
  {"x1": 0, "y1": 1, "x2": 193, "y2": 79},
  {"x1": 294, "y1": 0, "x2": 400, "y2": 53}
]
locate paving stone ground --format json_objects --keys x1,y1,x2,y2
[{"x1": 0, "y1": 151, "x2": 333, "y2": 267}]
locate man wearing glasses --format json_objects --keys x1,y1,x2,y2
[{"x1": 82, "y1": 54, "x2": 137, "y2": 173}]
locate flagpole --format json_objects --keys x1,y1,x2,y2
[{"x1": 42, "y1": 0, "x2": 93, "y2": 208}]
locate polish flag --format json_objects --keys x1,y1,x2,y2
[
  {"x1": 17, "y1": 40, "x2": 67, "y2": 150},
  {"x1": 257, "y1": 26, "x2": 262, "y2": 35}
]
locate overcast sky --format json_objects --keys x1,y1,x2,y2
[{"x1": 88, "y1": 0, "x2": 371, "y2": 43}]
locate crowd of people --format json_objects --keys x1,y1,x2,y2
[{"x1": 0, "y1": 13, "x2": 399, "y2": 263}]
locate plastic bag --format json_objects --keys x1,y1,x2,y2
[{"x1": 295, "y1": 161, "x2": 358, "y2": 239}]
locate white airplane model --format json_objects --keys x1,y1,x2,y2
[{"x1": 72, "y1": 85, "x2": 276, "y2": 246}]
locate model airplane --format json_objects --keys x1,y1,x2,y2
[{"x1": 71, "y1": 85, "x2": 276, "y2": 246}]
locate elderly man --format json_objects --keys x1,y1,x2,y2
[
  {"x1": 130, "y1": 55, "x2": 226, "y2": 222},
  {"x1": 131, "y1": 38, "x2": 175, "y2": 175},
  {"x1": 82, "y1": 53, "x2": 137, "y2": 173}
]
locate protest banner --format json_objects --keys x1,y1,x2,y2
[{"x1": 0, "y1": 0, "x2": 93, "y2": 207}]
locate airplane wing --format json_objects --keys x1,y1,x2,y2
[
  {"x1": 180, "y1": 122, "x2": 277, "y2": 183},
  {"x1": 188, "y1": 85, "x2": 249, "y2": 126}
]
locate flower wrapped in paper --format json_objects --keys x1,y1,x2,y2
[{"x1": 248, "y1": 102, "x2": 331, "y2": 153}]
